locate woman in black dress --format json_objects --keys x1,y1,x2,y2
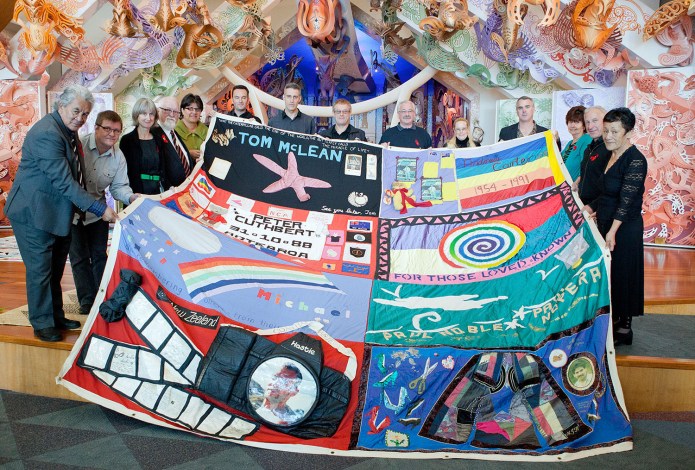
[
  {"x1": 120, "y1": 98, "x2": 167, "y2": 195},
  {"x1": 584, "y1": 108, "x2": 647, "y2": 346}
]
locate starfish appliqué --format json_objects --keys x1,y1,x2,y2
[{"x1": 253, "y1": 151, "x2": 332, "y2": 202}]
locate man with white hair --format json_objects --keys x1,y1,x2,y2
[
  {"x1": 4, "y1": 85, "x2": 118, "y2": 342},
  {"x1": 379, "y1": 100, "x2": 432, "y2": 149},
  {"x1": 154, "y1": 96, "x2": 194, "y2": 188},
  {"x1": 575, "y1": 106, "x2": 610, "y2": 205}
]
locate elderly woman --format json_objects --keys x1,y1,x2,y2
[
  {"x1": 561, "y1": 106, "x2": 592, "y2": 181},
  {"x1": 446, "y1": 117, "x2": 477, "y2": 148},
  {"x1": 120, "y1": 98, "x2": 168, "y2": 195},
  {"x1": 175, "y1": 93, "x2": 208, "y2": 160},
  {"x1": 584, "y1": 107, "x2": 647, "y2": 346}
]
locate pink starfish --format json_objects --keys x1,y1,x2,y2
[{"x1": 253, "y1": 152, "x2": 332, "y2": 202}]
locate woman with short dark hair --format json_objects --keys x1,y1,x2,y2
[
  {"x1": 584, "y1": 107, "x2": 647, "y2": 346},
  {"x1": 175, "y1": 94, "x2": 208, "y2": 161},
  {"x1": 561, "y1": 106, "x2": 591, "y2": 181}
]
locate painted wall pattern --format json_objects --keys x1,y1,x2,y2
[
  {"x1": 627, "y1": 68, "x2": 695, "y2": 247},
  {"x1": 0, "y1": 79, "x2": 44, "y2": 226}
]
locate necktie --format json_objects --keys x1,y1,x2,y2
[
  {"x1": 71, "y1": 135, "x2": 85, "y2": 189},
  {"x1": 71, "y1": 135, "x2": 86, "y2": 222},
  {"x1": 170, "y1": 130, "x2": 190, "y2": 176}
]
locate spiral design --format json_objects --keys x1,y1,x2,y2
[{"x1": 439, "y1": 221, "x2": 526, "y2": 269}]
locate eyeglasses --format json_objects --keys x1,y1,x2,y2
[
  {"x1": 158, "y1": 107, "x2": 179, "y2": 115},
  {"x1": 184, "y1": 107, "x2": 202, "y2": 113},
  {"x1": 334, "y1": 110, "x2": 350, "y2": 115},
  {"x1": 95, "y1": 124, "x2": 122, "y2": 135}
]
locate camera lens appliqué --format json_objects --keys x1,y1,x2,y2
[{"x1": 248, "y1": 356, "x2": 319, "y2": 427}]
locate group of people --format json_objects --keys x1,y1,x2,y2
[
  {"x1": 567, "y1": 105, "x2": 647, "y2": 346},
  {"x1": 234, "y1": 87, "x2": 650, "y2": 347},
  {"x1": 6, "y1": 85, "x2": 208, "y2": 342},
  {"x1": 7, "y1": 82, "x2": 646, "y2": 347},
  {"x1": 494, "y1": 96, "x2": 646, "y2": 346}
]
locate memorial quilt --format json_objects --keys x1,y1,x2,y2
[{"x1": 59, "y1": 116, "x2": 632, "y2": 461}]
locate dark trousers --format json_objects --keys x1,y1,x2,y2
[
  {"x1": 69, "y1": 219, "x2": 109, "y2": 311},
  {"x1": 10, "y1": 219, "x2": 71, "y2": 330}
]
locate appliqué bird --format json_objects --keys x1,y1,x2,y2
[
  {"x1": 536, "y1": 265, "x2": 560, "y2": 280},
  {"x1": 253, "y1": 152, "x2": 332, "y2": 202}
]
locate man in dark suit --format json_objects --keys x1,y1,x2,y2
[
  {"x1": 574, "y1": 106, "x2": 610, "y2": 205},
  {"x1": 497, "y1": 96, "x2": 549, "y2": 140},
  {"x1": 268, "y1": 83, "x2": 316, "y2": 135},
  {"x1": 4, "y1": 85, "x2": 118, "y2": 342},
  {"x1": 154, "y1": 95, "x2": 194, "y2": 188}
]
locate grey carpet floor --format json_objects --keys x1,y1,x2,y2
[{"x1": 1, "y1": 390, "x2": 694, "y2": 469}]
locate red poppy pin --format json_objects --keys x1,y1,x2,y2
[
  {"x1": 161, "y1": 134, "x2": 169, "y2": 144},
  {"x1": 590, "y1": 153, "x2": 598, "y2": 161}
]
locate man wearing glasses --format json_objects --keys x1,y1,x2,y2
[
  {"x1": 318, "y1": 99, "x2": 366, "y2": 141},
  {"x1": 268, "y1": 83, "x2": 316, "y2": 135},
  {"x1": 70, "y1": 110, "x2": 138, "y2": 316},
  {"x1": 379, "y1": 100, "x2": 432, "y2": 149},
  {"x1": 154, "y1": 96, "x2": 194, "y2": 187}
]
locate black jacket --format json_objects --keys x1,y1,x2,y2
[
  {"x1": 152, "y1": 127, "x2": 194, "y2": 188},
  {"x1": 228, "y1": 110, "x2": 261, "y2": 124},
  {"x1": 498, "y1": 122, "x2": 550, "y2": 141},
  {"x1": 578, "y1": 137, "x2": 610, "y2": 205},
  {"x1": 319, "y1": 124, "x2": 367, "y2": 141},
  {"x1": 498, "y1": 122, "x2": 561, "y2": 150},
  {"x1": 119, "y1": 128, "x2": 168, "y2": 195}
]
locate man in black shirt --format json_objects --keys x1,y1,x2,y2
[
  {"x1": 575, "y1": 106, "x2": 610, "y2": 205},
  {"x1": 227, "y1": 84, "x2": 261, "y2": 123},
  {"x1": 498, "y1": 96, "x2": 550, "y2": 141},
  {"x1": 318, "y1": 99, "x2": 366, "y2": 141},
  {"x1": 268, "y1": 83, "x2": 316, "y2": 135},
  {"x1": 499, "y1": 96, "x2": 561, "y2": 149},
  {"x1": 379, "y1": 100, "x2": 432, "y2": 149}
]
